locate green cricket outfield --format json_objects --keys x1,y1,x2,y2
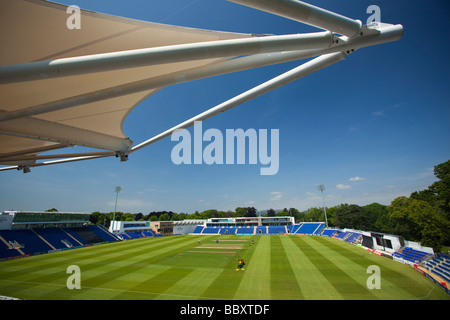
[{"x1": 0, "y1": 234, "x2": 448, "y2": 300}]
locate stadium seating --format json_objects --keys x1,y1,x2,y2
[
  {"x1": 344, "y1": 232, "x2": 362, "y2": 243},
  {"x1": 0, "y1": 225, "x2": 121, "y2": 260},
  {"x1": 122, "y1": 231, "x2": 143, "y2": 239},
  {"x1": 192, "y1": 224, "x2": 320, "y2": 235},
  {"x1": 321, "y1": 229, "x2": 337, "y2": 237},
  {"x1": 87, "y1": 225, "x2": 120, "y2": 242},
  {"x1": 335, "y1": 231, "x2": 349, "y2": 240},
  {"x1": 0, "y1": 232, "x2": 25, "y2": 259},
  {"x1": 117, "y1": 229, "x2": 161, "y2": 239},
  {"x1": 393, "y1": 247, "x2": 430, "y2": 263},
  {"x1": 202, "y1": 227, "x2": 221, "y2": 234},
  {"x1": 320, "y1": 229, "x2": 362, "y2": 245},
  {"x1": 219, "y1": 227, "x2": 237, "y2": 235},
  {"x1": 236, "y1": 227, "x2": 254, "y2": 235},
  {"x1": 0, "y1": 224, "x2": 169, "y2": 260},
  {"x1": 0, "y1": 229, "x2": 52, "y2": 256},
  {"x1": 423, "y1": 254, "x2": 450, "y2": 282},
  {"x1": 268, "y1": 226, "x2": 287, "y2": 234},
  {"x1": 193, "y1": 226, "x2": 204, "y2": 234},
  {"x1": 292, "y1": 223, "x2": 324, "y2": 235},
  {"x1": 70, "y1": 226, "x2": 105, "y2": 244},
  {"x1": 33, "y1": 228, "x2": 80, "y2": 249},
  {"x1": 255, "y1": 226, "x2": 267, "y2": 234}
]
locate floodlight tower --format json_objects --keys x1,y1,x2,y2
[
  {"x1": 317, "y1": 184, "x2": 328, "y2": 227},
  {"x1": 112, "y1": 185, "x2": 123, "y2": 233}
]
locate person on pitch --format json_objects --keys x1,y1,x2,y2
[{"x1": 237, "y1": 259, "x2": 245, "y2": 271}]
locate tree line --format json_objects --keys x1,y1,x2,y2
[{"x1": 87, "y1": 160, "x2": 449, "y2": 251}]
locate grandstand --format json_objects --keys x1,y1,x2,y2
[
  {"x1": 0, "y1": 224, "x2": 120, "y2": 260},
  {"x1": 110, "y1": 220, "x2": 173, "y2": 236},
  {"x1": 0, "y1": 210, "x2": 123, "y2": 260},
  {"x1": 393, "y1": 247, "x2": 431, "y2": 264},
  {"x1": 0, "y1": 210, "x2": 184, "y2": 260},
  {"x1": 423, "y1": 254, "x2": 450, "y2": 284},
  {"x1": 291, "y1": 222, "x2": 324, "y2": 235},
  {"x1": 192, "y1": 218, "x2": 325, "y2": 236},
  {"x1": 319, "y1": 227, "x2": 438, "y2": 270}
]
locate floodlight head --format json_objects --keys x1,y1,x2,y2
[
  {"x1": 115, "y1": 186, "x2": 123, "y2": 193},
  {"x1": 317, "y1": 184, "x2": 325, "y2": 192}
]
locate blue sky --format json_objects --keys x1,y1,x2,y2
[{"x1": 1, "y1": 0, "x2": 449, "y2": 214}]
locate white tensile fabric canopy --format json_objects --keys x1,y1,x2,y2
[
  {"x1": 0, "y1": 0, "x2": 403, "y2": 172},
  {"x1": 0, "y1": 0, "x2": 250, "y2": 169}
]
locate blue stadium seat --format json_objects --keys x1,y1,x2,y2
[
  {"x1": 193, "y1": 226, "x2": 204, "y2": 234},
  {"x1": 393, "y1": 247, "x2": 430, "y2": 263},
  {"x1": 293, "y1": 223, "x2": 324, "y2": 235}
]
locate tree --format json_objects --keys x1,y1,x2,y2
[
  {"x1": 159, "y1": 213, "x2": 170, "y2": 221},
  {"x1": 409, "y1": 159, "x2": 450, "y2": 247},
  {"x1": 363, "y1": 203, "x2": 388, "y2": 232},
  {"x1": 325, "y1": 206, "x2": 336, "y2": 226},
  {"x1": 267, "y1": 209, "x2": 276, "y2": 217},
  {"x1": 245, "y1": 207, "x2": 257, "y2": 217},
  {"x1": 333, "y1": 204, "x2": 365, "y2": 229},
  {"x1": 305, "y1": 207, "x2": 324, "y2": 222},
  {"x1": 388, "y1": 196, "x2": 445, "y2": 251},
  {"x1": 225, "y1": 210, "x2": 234, "y2": 218},
  {"x1": 200, "y1": 209, "x2": 218, "y2": 219},
  {"x1": 235, "y1": 207, "x2": 247, "y2": 217},
  {"x1": 90, "y1": 211, "x2": 101, "y2": 224},
  {"x1": 431, "y1": 159, "x2": 450, "y2": 219},
  {"x1": 289, "y1": 208, "x2": 299, "y2": 217}
]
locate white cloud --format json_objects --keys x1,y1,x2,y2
[
  {"x1": 349, "y1": 176, "x2": 365, "y2": 182},
  {"x1": 270, "y1": 191, "x2": 282, "y2": 201},
  {"x1": 372, "y1": 110, "x2": 385, "y2": 117},
  {"x1": 336, "y1": 184, "x2": 351, "y2": 190}
]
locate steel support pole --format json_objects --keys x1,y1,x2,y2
[
  {"x1": 0, "y1": 24, "x2": 402, "y2": 123},
  {"x1": 228, "y1": 0, "x2": 362, "y2": 37},
  {"x1": 0, "y1": 32, "x2": 334, "y2": 84},
  {"x1": 132, "y1": 51, "x2": 347, "y2": 152}
]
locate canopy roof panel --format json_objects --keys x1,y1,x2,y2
[{"x1": 0, "y1": 0, "x2": 250, "y2": 162}]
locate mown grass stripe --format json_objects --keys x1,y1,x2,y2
[
  {"x1": 315, "y1": 236, "x2": 438, "y2": 299},
  {"x1": 46, "y1": 236, "x2": 208, "y2": 299},
  {"x1": 155, "y1": 267, "x2": 223, "y2": 300},
  {"x1": 0, "y1": 235, "x2": 198, "y2": 281},
  {"x1": 280, "y1": 236, "x2": 342, "y2": 299},
  {"x1": 302, "y1": 236, "x2": 379, "y2": 299},
  {"x1": 292, "y1": 236, "x2": 376, "y2": 300},
  {"x1": 1, "y1": 235, "x2": 448, "y2": 300},
  {"x1": 234, "y1": 235, "x2": 271, "y2": 299},
  {"x1": 270, "y1": 235, "x2": 302, "y2": 299},
  {"x1": 201, "y1": 236, "x2": 255, "y2": 299},
  {"x1": 1, "y1": 236, "x2": 206, "y2": 300},
  {"x1": 115, "y1": 266, "x2": 194, "y2": 300}
]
